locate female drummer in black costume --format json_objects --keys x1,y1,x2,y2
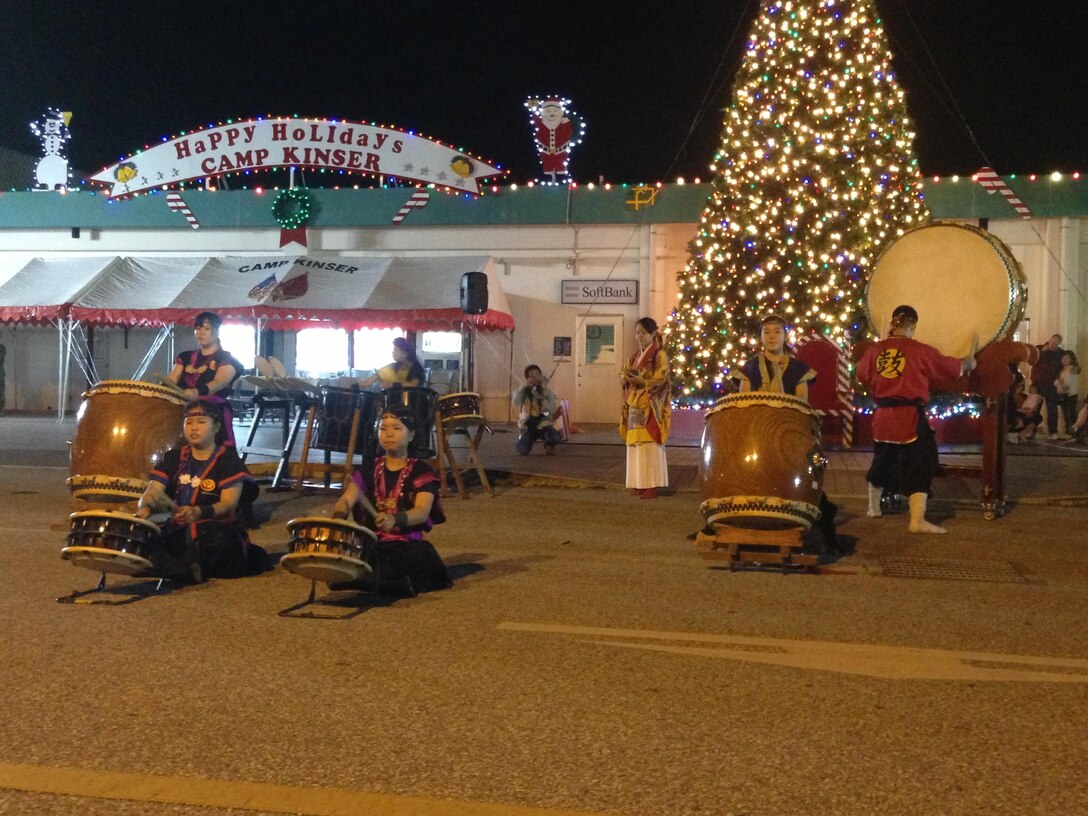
[
  {"x1": 355, "y1": 337, "x2": 425, "y2": 390},
  {"x1": 135, "y1": 399, "x2": 264, "y2": 582},
  {"x1": 167, "y1": 311, "x2": 243, "y2": 444},
  {"x1": 331, "y1": 407, "x2": 450, "y2": 595}
]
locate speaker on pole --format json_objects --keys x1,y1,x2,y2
[{"x1": 460, "y1": 271, "x2": 488, "y2": 315}]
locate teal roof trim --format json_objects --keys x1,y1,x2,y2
[{"x1": 1, "y1": 176, "x2": 1086, "y2": 230}]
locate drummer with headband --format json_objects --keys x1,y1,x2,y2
[
  {"x1": 857, "y1": 304, "x2": 976, "y2": 534},
  {"x1": 331, "y1": 406, "x2": 451, "y2": 595},
  {"x1": 135, "y1": 398, "x2": 265, "y2": 582},
  {"x1": 167, "y1": 311, "x2": 243, "y2": 444},
  {"x1": 736, "y1": 313, "x2": 837, "y2": 550},
  {"x1": 355, "y1": 337, "x2": 425, "y2": 390}
]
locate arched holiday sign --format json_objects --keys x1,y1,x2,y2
[{"x1": 91, "y1": 116, "x2": 504, "y2": 197}]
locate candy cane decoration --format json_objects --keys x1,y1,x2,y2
[
  {"x1": 166, "y1": 191, "x2": 200, "y2": 229},
  {"x1": 836, "y1": 335, "x2": 854, "y2": 447},
  {"x1": 391, "y1": 189, "x2": 430, "y2": 224},
  {"x1": 975, "y1": 167, "x2": 1031, "y2": 220}
]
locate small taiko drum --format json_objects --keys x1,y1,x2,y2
[
  {"x1": 69, "y1": 380, "x2": 187, "y2": 500},
  {"x1": 62, "y1": 511, "x2": 161, "y2": 576},
  {"x1": 867, "y1": 222, "x2": 1027, "y2": 358},
  {"x1": 700, "y1": 392, "x2": 826, "y2": 531},
  {"x1": 281, "y1": 517, "x2": 377, "y2": 584},
  {"x1": 437, "y1": 391, "x2": 483, "y2": 427}
]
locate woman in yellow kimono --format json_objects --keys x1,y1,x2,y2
[
  {"x1": 356, "y1": 337, "x2": 425, "y2": 389},
  {"x1": 620, "y1": 317, "x2": 671, "y2": 498}
]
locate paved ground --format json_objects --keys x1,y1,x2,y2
[{"x1": 0, "y1": 415, "x2": 1087, "y2": 815}]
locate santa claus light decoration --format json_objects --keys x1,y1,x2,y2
[{"x1": 525, "y1": 96, "x2": 585, "y2": 184}]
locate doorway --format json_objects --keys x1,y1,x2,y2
[{"x1": 574, "y1": 315, "x2": 624, "y2": 423}]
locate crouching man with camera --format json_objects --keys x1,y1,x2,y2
[{"x1": 513, "y1": 364, "x2": 561, "y2": 456}]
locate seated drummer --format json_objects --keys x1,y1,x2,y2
[
  {"x1": 331, "y1": 407, "x2": 451, "y2": 595},
  {"x1": 735, "y1": 313, "x2": 838, "y2": 552},
  {"x1": 167, "y1": 311, "x2": 243, "y2": 444},
  {"x1": 135, "y1": 399, "x2": 265, "y2": 583},
  {"x1": 735, "y1": 314, "x2": 815, "y2": 399},
  {"x1": 355, "y1": 337, "x2": 425, "y2": 390}
]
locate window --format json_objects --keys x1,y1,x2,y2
[
  {"x1": 219, "y1": 323, "x2": 256, "y2": 370},
  {"x1": 353, "y1": 327, "x2": 406, "y2": 371},
  {"x1": 296, "y1": 327, "x2": 349, "y2": 377}
]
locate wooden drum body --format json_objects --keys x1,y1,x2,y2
[
  {"x1": 69, "y1": 380, "x2": 187, "y2": 500},
  {"x1": 437, "y1": 391, "x2": 482, "y2": 427},
  {"x1": 867, "y1": 222, "x2": 1027, "y2": 358},
  {"x1": 281, "y1": 517, "x2": 376, "y2": 584},
  {"x1": 700, "y1": 393, "x2": 826, "y2": 531},
  {"x1": 62, "y1": 511, "x2": 161, "y2": 576}
]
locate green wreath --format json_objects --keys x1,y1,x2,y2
[{"x1": 272, "y1": 187, "x2": 313, "y2": 229}]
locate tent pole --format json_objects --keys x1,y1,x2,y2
[
  {"x1": 58, "y1": 318, "x2": 74, "y2": 421},
  {"x1": 56, "y1": 320, "x2": 64, "y2": 421}
]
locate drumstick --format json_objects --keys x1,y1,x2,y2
[{"x1": 358, "y1": 494, "x2": 380, "y2": 519}]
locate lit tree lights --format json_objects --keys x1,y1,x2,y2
[{"x1": 666, "y1": 0, "x2": 930, "y2": 401}]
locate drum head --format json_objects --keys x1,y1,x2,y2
[
  {"x1": 61, "y1": 546, "x2": 154, "y2": 576},
  {"x1": 867, "y1": 223, "x2": 1026, "y2": 358},
  {"x1": 280, "y1": 552, "x2": 372, "y2": 584}
]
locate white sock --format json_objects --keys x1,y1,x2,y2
[
  {"x1": 908, "y1": 492, "x2": 946, "y2": 534},
  {"x1": 866, "y1": 483, "x2": 883, "y2": 518}
]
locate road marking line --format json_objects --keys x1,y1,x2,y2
[
  {"x1": 0, "y1": 761, "x2": 604, "y2": 816},
  {"x1": 498, "y1": 621, "x2": 1088, "y2": 683}
]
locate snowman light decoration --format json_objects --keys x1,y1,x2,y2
[{"x1": 30, "y1": 108, "x2": 73, "y2": 191}]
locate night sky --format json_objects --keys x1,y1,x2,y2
[{"x1": 1, "y1": 0, "x2": 1082, "y2": 184}]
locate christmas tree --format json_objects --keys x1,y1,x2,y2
[{"x1": 667, "y1": 0, "x2": 930, "y2": 401}]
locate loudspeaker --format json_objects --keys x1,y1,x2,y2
[{"x1": 460, "y1": 271, "x2": 488, "y2": 315}]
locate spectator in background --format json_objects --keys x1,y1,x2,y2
[
  {"x1": 513, "y1": 364, "x2": 560, "y2": 455},
  {"x1": 1055, "y1": 351, "x2": 1080, "y2": 439},
  {"x1": 1030, "y1": 333, "x2": 1067, "y2": 439}
]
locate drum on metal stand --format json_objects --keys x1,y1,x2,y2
[
  {"x1": 62, "y1": 510, "x2": 161, "y2": 575},
  {"x1": 69, "y1": 380, "x2": 188, "y2": 501},
  {"x1": 379, "y1": 386, "x2": 438, "y2": 458},
  {"x1": 700, "y1": 392, "x2": 826, "y2": 531},
  {"x1": 281, "y1": 517, "x2": 377, "y2": 584}
]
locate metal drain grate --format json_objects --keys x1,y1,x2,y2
[{"x1": 878, "y1": 556, "x2": 1028, "y2": 583}]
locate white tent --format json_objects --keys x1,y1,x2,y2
[
  {"x1": 0, "y1": 253, "x2": 512, "y2": 415},
  {"x1": 64, "y1": 254, "x2": 512, "y2": 331}
]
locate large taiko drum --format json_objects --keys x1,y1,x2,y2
[
  {"x1": 379, "y1": 386, "x2": 438, "y2": 458},
  {"x1": 867, "y1": 222, "x2": 1027, "y2": 358},
  {"x1": 61, "y1": 511, "x2": 161, "y2": 576},
  {"x1": 314, "y1": 387, "x2": 380, "y2": 454},
  {"x1": 436, "y1": 391, "x2": 482, "y2": 427},
  {"x1": 69, "y1": 380, "x2": 187, "y2": 500},
  {"x1": 700, "y1": 393, "x2": 826, "y2": 531},
  {"x1": 281, "y1": 517, "x2": 377, "y2": 584}
]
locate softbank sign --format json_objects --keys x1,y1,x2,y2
[{"x1": 561, "y1": 279, "x2": 639, "y2": 304}]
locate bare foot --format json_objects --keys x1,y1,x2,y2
[
  {"x1": 908, "y1": 520, "x2": 947, "y2": 534},
  {"x1": 866, "y1": 509, "x2": 883, "y2": 518}
]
